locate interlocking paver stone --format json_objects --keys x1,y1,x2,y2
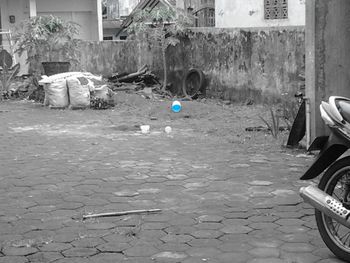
[
  {"x1": 279, "y1": 233, "x2": 313, "y2": 243},
  {"x1": 89, "y1": 253, "x2": 125, "y2": 263},
  {"x1": 190, "y1": 229, "x2": 223, "y2": 239},
  {"x1": 249, "y1": 247, "x2": 280, "y2": 257},
  {"x1": 312, "y1": 248, "x2": 339, "y2": 259},
  {"x1": 218, "y1": 241, "x2": 253, "y2": 252},
  {"x1": 188, "y1": 238, "x2": 222, "y2": 247},
  {"x1": 218, "y1": 252, "x2": 251, "y2": 263},
  {"x1": 124, "y1": 245, "x2": 159, "y2": 257},
  {"x1": 2, "y1": 246, "x2": 38, "y2": 256},
  {"x1": 0, "y1": 101, "x2": 343, "y2": 263},
  {"x1": 275, "y1": 218, "x2": 305, "y2": 226},
  {"x1": 160, "y1": 234, "x2": 193, "y2": 243},
  {"x1": 152, "y1": 251, "x2": 187, "y2": 261},
  {"x1": 39, "y1": 242, "x2": 72, "y2": 252},
  {"x1": 195, "y1": 222, "x2": 224, "y2": 230},
  {"x1": 280, "y1": 242, "x2": 315, "y2": 253},
  {"x1": 221, "y1": 225, "x2": 253, "y2": 234},
  {"x1": 156, "y1": 243, "x2": 191, "y2": 252},
  {"x1": 249, "y1": 222, "x2": 279, "y2": 229},
  {"x1": 71, "y1": 237, "x2": 105, "y2": 248},
  {"x1": 27, "y1": 251, "x2": 63, "y2": 262},
  {"x1": 197, "y1": 215, "x2": 224, "y2": 222},
  {"x1": 281, "y1": 252, "x2": 321, "y2": 263},
  {"x1": 85, "y1": 223, "x2": 116, "y2": 230},
  {"x1": 248, "y1": 239, "x2": 282, "y2": 248},
  {"x1": 142, "y1": 222, "x2": 169, "y2": 230},
  {"x1": 247, "y1": 258, "x2": 286, "y2": 263},
  {"x1": 182, "y1": 257, "x2": 220, "y2": 263},
  {"x1": 277, "y1": 225, "x2": 310, "y2": 234},
  {"x1": 61, "y1": 247, "x2": 98, "y2": 257},
  {"x1": 186, "y1": 247, "x2": 221, "y2": 258},
  {"x1": 0, "y1": 256, "x2": 29, "y2": 263}
]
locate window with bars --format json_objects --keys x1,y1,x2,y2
[
  {"x1": 264, "y1": 0, "x2": 288, "y2": 20},
  {"x1": 195, "y1": 8, "x2": 215, "y2": 27},
  {"x1": 102, "y1": 0, "x2": 120, "y2": 20}
]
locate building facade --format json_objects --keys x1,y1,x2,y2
[
  {"x1": 0, "y1": 0, "x2": 102, "y2": 41},
  {"x1": 102, "y1": 0, "x2": 140, "y2": 40},
  {"x1": 177, "y1": 0, "x2": 215, "y2": 27},
  {"x1": 215, "y1": 0, "x2": 305, "y2": 28},
  {"x1": 0, "y1": 0, "x2": 103, "y2": 74}
]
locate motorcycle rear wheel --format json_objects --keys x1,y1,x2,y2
[{"x1": 316, "y1": 156, "x2": 350, "y2": 261}]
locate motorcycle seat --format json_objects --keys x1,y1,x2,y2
[{"x1": 337, "y1": 100, "x2": 350, "y2": 123}]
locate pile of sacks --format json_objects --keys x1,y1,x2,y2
[{"x1": 39, "y1": 72, "x2": 114, "y2": 109}]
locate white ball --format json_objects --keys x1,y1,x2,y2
[{"x1": 165, "y1": 126, "x2": 172, "y2": 134}]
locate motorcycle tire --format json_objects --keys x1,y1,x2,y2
[{"x1": 316, "y1": 156, "x2": 350, "y2": 261}]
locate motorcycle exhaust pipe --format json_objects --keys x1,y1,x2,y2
[{"x1": 300, "y1": 185, "x2": 350, "y2": 228}]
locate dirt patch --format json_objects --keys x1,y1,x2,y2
[
  {"x1": 110, "y1": 91, "x2": 295, "y2": 149},
  {"x1": 3, "y1": 91, "x2": 302, "y2": 152}
]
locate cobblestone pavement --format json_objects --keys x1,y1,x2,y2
[{"x1": 0, "y1": 101, "x2": 346, "y2": 263}]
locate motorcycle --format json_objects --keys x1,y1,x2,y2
[{"x1": 300, "y1": 96, "x2": 350, "y2": 261}]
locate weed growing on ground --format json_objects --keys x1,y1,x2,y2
[
  {"x1": 259, "y1": 108, "x2": 280, "y2": 139},
  {"x1": 259, "y1": 93, "x2": 302, "y2": 139}
]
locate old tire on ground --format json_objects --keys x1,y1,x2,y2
[{"x1": 182, "y1": 68, "x2": 205, "y2": 98}]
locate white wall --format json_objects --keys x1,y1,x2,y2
[
  {"x1": 216, "y1": 0, "x2": 305, "y2": 28},
  {"x1": 0, "y1": 0, "x2": 27, "y2": 73},
  {"x1": 0, "y1": 0, "x2": 101, "y2": 74},
  {"x1": 0, "y1": 0, "x2": 25, "y2": 32},
  {"x1": 120, "y1": 0, "x2": 140, "y2": 16},
  {"x1": 35, "y1": 0, "x2": 99, "y2": 40},
  {"x1": 0, "y1": 0, "x2": 100, "y2": 41}
]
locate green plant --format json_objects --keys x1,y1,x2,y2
[
  {"x1": 259, "y1": 108, "x2": 280, "y2": 138},
  {"x1": 90, "y1": 89, "x2": 115, "y2": 110},
  {"x1": 0, "y1": 49, "x2": 20, "y2": 99},
  {"x1": 280, "y1": 93, "x2": 301, "y2": 130},
  {"x1": 128, "y1": 7, "x2": 191, "y2": 92},
  {"x1": 14, "y1": 15, "x2": 80, "y2": 65}
]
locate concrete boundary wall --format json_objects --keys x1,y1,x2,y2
[{"x1": 74, "y1": 27, "x2": 305, "y2": 103}]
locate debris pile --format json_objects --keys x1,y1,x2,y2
[
  {"x1": 108, "y1": 65, "x2": 160, "y2": 92},
  {"x1": 1, "y1": 65, "x2": 207, "y2": 108},
  {"x1": 1, "y1": 75, "x2": 39, "y2": 100}
]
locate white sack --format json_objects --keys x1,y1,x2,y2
[
  {"x1": 44, "y1": 79, "x2": 69, "y2": 108},
  {"x1": 67, "y1": 77, "x2": 90, "y2": 109}
]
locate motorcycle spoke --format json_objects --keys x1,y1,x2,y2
[
  {"x1": 339, "y1": 230, "x2": 350, "y2": 245},
  {"x1": 332, "y1": 191, "x2": 342, "y2": 201},
  {"x1": 334, "y1": 221, "x2": 341, "y2": 233}
]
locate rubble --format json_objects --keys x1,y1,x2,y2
[
  {"x1": 1, "y1": 75, "x2": 40, "y2": 101},
  {"x1": 108, "y1": 65, "x2": 160, "y2": 90},
  {"x1": 1, "y1": 64, "x2": 196, "y2": 109}
]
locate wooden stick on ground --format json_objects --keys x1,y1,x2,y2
[{"x1": 82, "y1": 209, "x2": 162, "y2": 220}]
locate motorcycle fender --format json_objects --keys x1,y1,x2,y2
[
  {"x1": 300, "y1": 135, "x2": 348, "y2": 180},
  {"x1": 307, "y1": 136, "x2": 329, "y2": 151}
]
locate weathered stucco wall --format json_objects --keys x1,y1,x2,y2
[
  {"x1": 216, "y1": 0, "x2": 306, "y2": 28},
  {"x1": 75, "y1": 40, "x2": 163, "y2": 78},
  {"x1": 168, "y1": 28, "x2": 305, "y2": 102},
  {"x1": 74, "y1": 27, "x2": 305, "y2": 103},
  {"x1": 306, "y1": 0, "x2": 350, "y2": 140}
]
